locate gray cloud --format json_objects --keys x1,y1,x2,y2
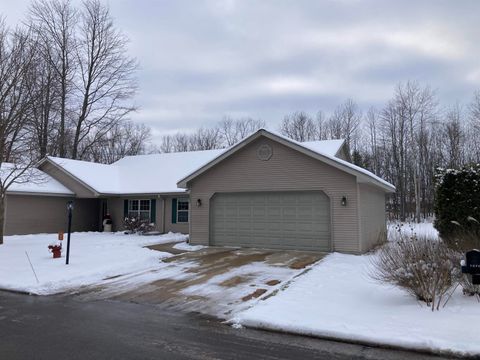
[{"x1": 2, "y1": 0, "x2": 480, "y2": 143}]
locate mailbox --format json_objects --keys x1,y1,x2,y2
[{"x1": 461, "y1": 250, "x2": 480, "y2": 285}]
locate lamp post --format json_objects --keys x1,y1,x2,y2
[{"x1": 66, "y1": 201, "x2": 74, "y2": 265}]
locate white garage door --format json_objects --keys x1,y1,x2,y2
[{"x1": 210, "y1": 191, "x2": 331, "y2": 251}]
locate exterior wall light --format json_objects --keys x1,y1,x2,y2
[
  {"x1": 196, "y1": 199, "x2": 202, "y2": 207},
  {"x1": 341, "y1": 196, "x2": 347, "y2": 207}
]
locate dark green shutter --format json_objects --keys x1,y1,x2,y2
[
  {"x1": 123, "y1": 199, "x2": 128, "y2": 219},
  {"x1": 150, "y1": 199, "x2": 156, "y2": 223},
  {"x1": 171, "y1": 198, "x2": 177, "y2": 224}
]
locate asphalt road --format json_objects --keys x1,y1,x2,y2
[{"x1": 0, "y1": 291, "x2": 459, "y2": 360}]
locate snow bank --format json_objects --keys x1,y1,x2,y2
[
  {"x1": 173, "y1": 242, "x2": 206, "y2": 252},
  {"x1": 0, "y1": 232, "x2": 187, "y2": 295},
  {"x1": 234, "y1": 252, "x2": 480, "y2": 356},
  {"x1": 388, "y1": 221, "x2": 439, "y2": 241}
]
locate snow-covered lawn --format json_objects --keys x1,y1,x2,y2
[
  {"x1": 387, "y1": 221, "x2": 439, "y2": 240},
  {"x1": 233, "y1": 222, "x2": 480, "y2": 356},
  {"x1": 0, "y1": 231, "x2": 187, "y2": 295}
]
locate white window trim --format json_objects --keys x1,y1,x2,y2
[
  {"x1": 128, "y1": 199, "x2": 151, "y2": 220},
  {"x1": 177, "y1": 198, "x2": 189, "y2": 223}
]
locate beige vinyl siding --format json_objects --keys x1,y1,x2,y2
[
  {"x1": 5, "y1": 195, "x2": 99, "y2": 235},
  {"x1": 39, "y1": 162, "x2": 96, "y2": 198},
  {"x1": 107, "y1": 196, "x2": 164, "y2": 232},
  {"x1": 188, "y1": 136, "x2": 360, "y2": 253},
  {"x1": 107, "y1": 197, "x2": 125, "y2": 232},
  {"x1": 107, "y1": 196, "x2": 188, "y2": 234},
  {"x1": 164, "y1": 196, "x2": 190, "y2": 234},
  {"x1": 358, "y1": 183, "x2": 387, "y2": 252}
]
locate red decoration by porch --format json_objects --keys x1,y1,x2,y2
[{"x1": 48, "y1": 244, "x2": 62, "y2": 259}]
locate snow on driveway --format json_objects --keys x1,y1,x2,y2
[
  {"x1": 0, "y1": 232, "x2": 187, "y2": 295},
  {"x1": 233, "y1": 222, "x2": 480, "y2": 356},
  {"x1": 74, "y1": 247, "x2": 319, "y2": 319}
]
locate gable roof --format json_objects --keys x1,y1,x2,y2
[
  {"x1": 41, "y1": 150, "x2": 226, "y2": 195},
  {"x1": 111, "y1": 149, "x2": 225, "y2": 194},
  {"x1": 1, "y1": 163, "x2": 74, "y2": 196},
  {"x1": 37, "y1": 135, "x2": 350, "y2": 195},
  {"x1": 301, "y1": 139, "x2": 346, "y2": 158},
  {"x1": 177, "y1": 129, "x2": 395, "y2": 193}
]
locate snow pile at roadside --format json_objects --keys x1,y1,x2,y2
[
  {"x1": 234, "y1": 224, "x2": 480, "y2": 356},
  {"x1": 0, "y1": 232, "x2": 187, "y2": 295}
]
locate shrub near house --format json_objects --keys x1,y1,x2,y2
[
  {"x1": 434, "y1": 165, "x2": 480, "y2": 247},
  {"x1": 372, "y1": 228, "x2": 461, "y2": 311},
  {"x1": 371, "y1": 166, "x2": 480, "y2": 310}
]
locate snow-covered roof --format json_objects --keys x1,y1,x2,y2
[
  {"x1": 301, "y1": 139, "x2": 345, "y2": 157},
  {"x1": 41, "y1": 136, "x2": 348, "y2": 195},
  {"x1": 1, "y1": 163, "x2": 74, "y2": 196},
  {"x1": 112, "y1": 149, "x2": 225, "y2": 194},
  {"x1": 46, "y1": 149, "x2": 225, "y2": 195},
  {"x1": 46, "y1": 157, "x2": 122, "y2": 194},
  {"x1": 177, "y1": 129, "x2": 395, "y2": 192}
]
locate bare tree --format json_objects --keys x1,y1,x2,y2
[
  {"x1": 442, "y1": 104, "x2": 465, "y2": 169},
  {"x1": 218, "y1": 116, "x2": 265, "y2": 146},
  {"x1": 365, "y1": 107, "x2": 381, "y2": 175},
  {"x1": 83, "y1": 121, "x2": 151, "y2": 163},
  {"x1": 189, "y1": 127, "x2": 221, "y2": 150},
  {"x1": 158, "y1": 134, "x2": 173, "y2": 153},
  {"x1": 380, "y1": 98, "x2": 408, "y2": 220},
  {"x1": 468, "y1": 90, "x2": 480, "y2": 162},
  {"x1": 72, "y1": 0, "x2": 137, "y2": 160},
  {"x1": 315, "y1": 111, "x2": 329, "y2": 140},
  {"x1": 25, "y1": 37, "x2": 60, "y2": 159},
  {"x1": 29, "y1": 0, "x2": 77, "y2": 157},
  {"x1": 396, "y1": 81, "x2": 437, "y2": 223},
  {"x1": 279, "y1": 111, "x2": 316, "y2": 141},
  {"x1": 0, "y1": 21, "x2": 38, "y2": 243},
  {"x1": 327, "y1": 98, "x2": 362, "y2": 152}
]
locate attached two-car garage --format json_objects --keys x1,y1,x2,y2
[
  {"x1": 210, "y1": 191, "x2": 331, "y2": 252},
  {"x1": 179, "y1": 129, "x2": 395, "y2": 254}
]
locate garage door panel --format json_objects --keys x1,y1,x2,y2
[{"x1": 211, "y1": 191, "x2": 331, "y2": 251}]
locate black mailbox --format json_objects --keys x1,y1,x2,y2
[{"x1": 461, "y1": 250, "x2": 480, "y2": 285}]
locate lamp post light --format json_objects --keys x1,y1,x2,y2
[{"x1": 66, "y1": 201, "x2": 74, "y2": 265}]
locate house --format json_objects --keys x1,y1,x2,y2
[
  {"x1": 5, "y1": 129, "x2": 395, "y2": 253},
  {"x1": 4, "y1": 166, "x2": 98, "y2": 235}
]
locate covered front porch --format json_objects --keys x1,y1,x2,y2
[{"x1": 100, "y1": 194, "x2": 190, "y2": 234}]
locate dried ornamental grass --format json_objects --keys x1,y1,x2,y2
[{"x1": 371, "y1": 232, "x2": 461, "y2": 311}]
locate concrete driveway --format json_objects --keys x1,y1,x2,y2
[{"x1": 74, "y1": 243, "x2": 325, "y2": 318}]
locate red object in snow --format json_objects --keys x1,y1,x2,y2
[{"x1": 48, "y1": 245, "x2": 62, "y2": 259}]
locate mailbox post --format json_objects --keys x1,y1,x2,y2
[
  {"x1": 66, "y1": 201, "x2": 74, "y2": 265},
  {"x1": 461, "y1": 250, "x2": 480, "y2": 285}
]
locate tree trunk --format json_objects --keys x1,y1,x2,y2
[
  {"x1": 414, "y1": 171, "x2": 421, "y2": 223},
  {"x1": 59, "y1": 76, "x2": 67, "y2": 158},
  {"x1": 0, "y1": 194, "x2": 6, "y2": 245}
]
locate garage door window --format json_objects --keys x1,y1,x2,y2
[{"x1": 177, "y1": 198, "x2": 189, "y2": 223}]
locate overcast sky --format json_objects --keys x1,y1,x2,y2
[{"x1": 2, "y1": 0, "x2": 480, "y2": 143}]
